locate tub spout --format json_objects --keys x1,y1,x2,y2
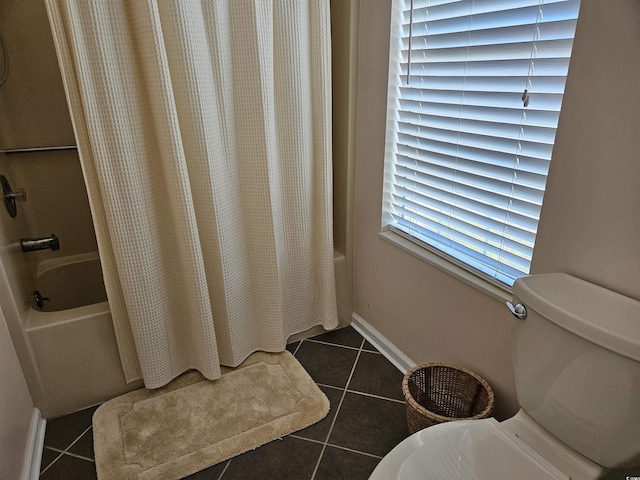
[{"x1": 21, "y1": 234, "x2": 60, "y2": 252}]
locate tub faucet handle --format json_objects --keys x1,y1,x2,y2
[{"x1": 1, "y1": 175, "x2": 26, "y2": 218}]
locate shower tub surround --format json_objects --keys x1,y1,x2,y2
[{"x1": 0, "y1": 249, "x2": 348, "y2": 419}]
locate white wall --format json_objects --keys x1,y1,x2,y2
[
  {"x1": 330, "y1": 0, "x2": 356, "y2": 325},
  {"x1": 352, "y1": 0, "x2": 640, "y2": 421},
  {"x1": 0, "y1": 0, "x2": 75, "y2": 149},
  {"x1": 352, "y1": 0, "x2": 517, "y2": 419},
  {"x1": 531, "y1": 0, "x2": 640, "y2": 300},
  {"x1": 0, "y1": 306, "x2": 35, "y2": 480}
]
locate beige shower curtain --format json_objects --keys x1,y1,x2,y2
[{"x1": 45, "y1": 0, "x2": 337, "y2": 388}]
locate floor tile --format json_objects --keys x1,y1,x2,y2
[
  {"x1": 329, "y1": 392, "x2": 407, "y2": 457},
  {"x1": 310, "y1": 326, "x2": 363, "y2": 348},
  {"x1": 67, "y1": 428, "x2": 94, "y2": 459},
  {"x1": 221, "y1": 436, "x2": 322, "y2": 479},
  {"x1": 349, "y1": 352, "x2": 405, "y2": 401},
  {"x1": 362, "y1": 341, "x2": 378, "y2": 352},
  {"x1": 315, "y1": 446, "x2": 380, "y2": 480},
  {"x1": 40, "y1": 454, "x2": 96, "y2": 480},
  {"x1": 294, "y1": 341, "x2": 358, "y2": 388},
  {"x1": 294, "y1": 385, "x2": 343, "y2": 442},
  {"x1": 44, "y1": 406, "x2": 99, "y2": 450},
  {"x1": 38, "y1": 336, "x2": 407, "y2": 479},
  {"x1": 40, "y1": 448, "x2": 61, "y2": 472},
  {"x1": 183, "y1": 460, "x2": 229, "y2": 479}
]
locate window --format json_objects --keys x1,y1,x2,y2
[{"x1": 382, "y1": 0, "x2": 580, "y2": 287}]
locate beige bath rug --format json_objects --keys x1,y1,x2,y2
[{"x1": 92, "y1": 351, "x2": 329, "y2": 480}]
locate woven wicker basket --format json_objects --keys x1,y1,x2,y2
[{"x1": 402, "y1": 363, "x2": 495, "y2": 434}]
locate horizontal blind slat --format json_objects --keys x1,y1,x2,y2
[
  {"x1": 394, "y1": 164, "x2": 546, "y2": 208},
  {"x1": 392, "y1": 200, "x2": 536, "y2": 263},
  {"x1": 397, "y1": 125, "x2": 555, "y2": 162},
  {"x1": 404, "y1": 0, "x2": 575, "y2": 11},
  {"x1": 402, "y1": 0, "x2": 580, "y2": 28},
  {"x1": 394, "y1": 170, "x2": 544, "y2": 221},
  {"x1": 392, "y1": 210, "x2": 531, "y2": 274},
  {"x1": 401, "y1": 57, "x2": 572, "y2": 79},
  {"x1": 392, "y1": 222, "x2": 524, "y2": 284},
  {"x1": 393, "y1": 178, "x2": 540, "y2": 231},
  {"x1": 401, "y1": 19, "x2": 578, "y2": 46},
  {"x1": 396, "y1": 142, "x2": 550, "y2": 176},
  {"x1": 392, "y1": 187, "x2": 537, "y2": 246},
  {"x1": 394, "y1": 178, "x2": 543, "y2": 222},
  {"x1": 398, "y1": 111, "x2": 558, "y2": 144},
  {"x1": 396, "y1": 95, "x2": 562, "y2": 125},
  {"x1": 397, "y1": 76, "x2": 569, "y2": 94},
  {"x1": 396, "y1": 150, "x2": 549, "y2": 190},
  {"x1": 395, "y1": 90, "x2": 565, "y2": 113},
  {"x1": 401, "y1": 39, "x2": 575, "y2": 64},
  {"x1": 395, "y1": 136, "x2": 552, "y2": 177}
]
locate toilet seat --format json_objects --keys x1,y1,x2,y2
[{"x1": 370, "y1": 418, "x2": 569, "y2": 480}]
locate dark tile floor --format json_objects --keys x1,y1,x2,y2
[{"x1": 39, "y1": 326, "x2": 407, "y2": 479}]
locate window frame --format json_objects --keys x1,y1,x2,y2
[{"x1": 380, "y1": 0, "x2": 579, "y2": 295}]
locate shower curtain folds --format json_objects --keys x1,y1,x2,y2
[{"x1": 45, "y1": 0, "x2": 337, "y2": 388}]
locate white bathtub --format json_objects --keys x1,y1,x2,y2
[
  {"x1": 34, "y1": 252, "x2": 107, "y2": 312},
  {"x1": 15, "y1": 250, "x2": 349, "y2": 418},
  {"x1": 24, "y1": 253, "x2": 142, "y2": 418}
]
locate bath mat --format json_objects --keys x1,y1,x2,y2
[{"x1": 92, "y1": 351, "x2": 328, "y2": 480}]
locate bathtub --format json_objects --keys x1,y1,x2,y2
[
  {"x1": 23, "y1": 252, "x2": 142, "y2": 418},
  {"x1": 13, "y1": 250, "x2": 349, "y2": 418},
  {"x1": 34, "y1": 252, "x2": 107, "y2": 312}
]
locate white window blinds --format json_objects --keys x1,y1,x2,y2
[{"x1": 382, "y1": 0, "x2": 580, "y2": 286}]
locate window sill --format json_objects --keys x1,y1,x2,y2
[{"x1": 378, "y1": 229, "x2": 513, "y2": 305}]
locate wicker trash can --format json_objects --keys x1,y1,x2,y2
[{"x1": 402, "y1": 362, "x2": 495, "y2": 434}]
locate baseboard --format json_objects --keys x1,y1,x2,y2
[
  {"x1": 351, "y1": 313, "x2": 415, "y2": 374},
  {"x1": 24, "y1": 408, "x2": 46, "y2": 480}
]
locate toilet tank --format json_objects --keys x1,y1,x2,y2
[{"x1": 511, "y1": 273, "x2": 640, "y2": 469}]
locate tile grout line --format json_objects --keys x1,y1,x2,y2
[
  {"x1": 38, "y1": 449, "x2": 64, "y2": 476},
  {"x1": 64, "y1": 425, "x2": 93, "y2": 454},
  {"x1": 315, "y1": 382, "x2": 405, "y2": 404},
  {"x1": 305, "y1": 338, "x2": 381, "y2": 353},
  {"x1": 315, "y1": 382, "x2": 345, "y2": 391},
  {"x1": 310, "y1": 337, "x2": 365, "y2": 480},
  {"x1": 40, "y1": 424, "x2": 94, "y2": 475},
  {"x1": 345, "y1": 389, "x2": 406, "y2": 404},
  {"x1": 291, "y1": 339, "x2": 304, "y2": 356},
  {"x1": 289, "y1": 435, "x2": 383, "y2": 460},
  {"x1": 216, "y1": 459, "x2": 231, "y2": 480},
  {"x1": 43, "y1": 446, "x2": 95, "y2": 463},
  {"x1": 327, "y1": 443, "x2": 383, "y2": 460}
]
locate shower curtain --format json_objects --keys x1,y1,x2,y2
[{"x1": 45, "y1": 0, "x2": 337, "y2": 388}]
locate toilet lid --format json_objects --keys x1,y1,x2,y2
[{"x1": 372, "y1": 419, "x2": 569, "y2": 480}]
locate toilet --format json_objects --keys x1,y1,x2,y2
[{"x1": 371, "y1": 273, "x2": 640, "y2": 480}]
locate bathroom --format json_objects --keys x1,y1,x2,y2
[{"x1": 1, "y1": 0, "x2": 639, "y2": 479}]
